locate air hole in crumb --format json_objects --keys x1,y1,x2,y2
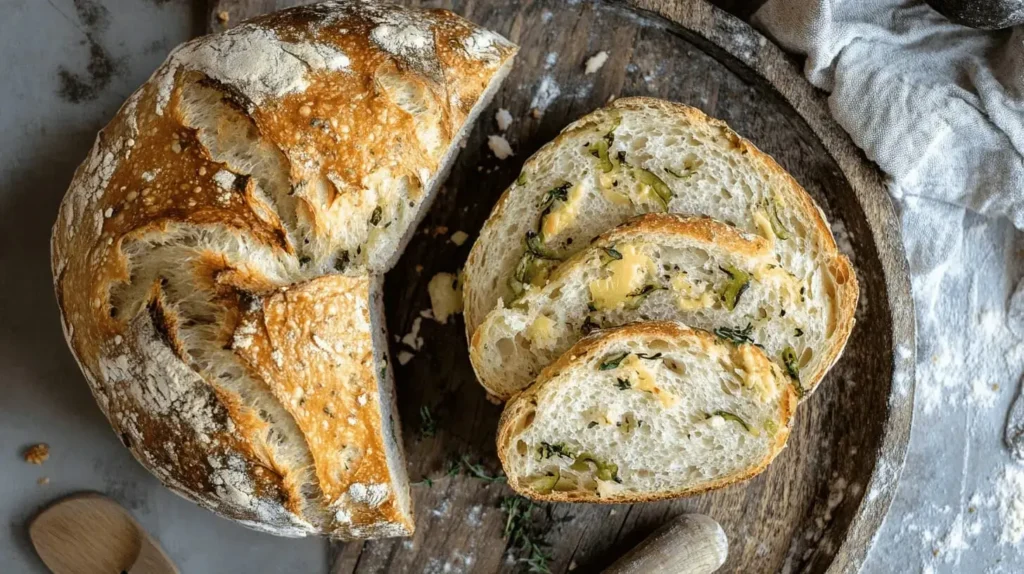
[
  {"x1": 516, "y1": 440, "x2": 528, "y2": 456},
  {"x1": 496, "y1": 337, "x2": 515, "y2": 359}
]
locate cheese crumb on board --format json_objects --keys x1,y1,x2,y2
[
  {"x1": 487, "y1": 135, "x2": 513, "y2": 160},
  {"x1": 495, "y1": 108, "x2": 513, "y2": 131},
  {"x1": 398, "y1": 350, "x2": 415, "y2": 366},
  {"x1": 428, "y1": 273, "x2": 463, "y2": 324},
  {"x1": 585, "y1": 51, "x2": 609, "y2": 74},
  {"x1": 450, "y1": 230, "x2": 469, "y2": 246},
  {"x1": 24, "y1": 444, "x2": 50, "y2": 465}
]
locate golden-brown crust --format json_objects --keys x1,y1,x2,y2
[
  {"x1": 51, "y1": 1, "x2": 514, "y2": 538},
  {"x1": 497, "y1": 321, "x2": 797, "y2": 503},
  {"x1": 233, "y1": 275, "x2": 412, "y2": 537}
]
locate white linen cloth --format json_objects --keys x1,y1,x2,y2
[{"x1": 753, "y1": 1, "x2": 1024, "y2": 571}]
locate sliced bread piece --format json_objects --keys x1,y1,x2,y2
[
  {"x1": 463, "y1": 97, "x2": 857, "y2": 347},
  {"x1": 470, "y1": 214, "x2": 839, "y2": 401},
  {"x1": 498, "y1": 321, "x2": 796, "y2": 502}
]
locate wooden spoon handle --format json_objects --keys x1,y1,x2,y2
[{"x1": 602, "y1": 514, "x2": 728, "y2": 574}]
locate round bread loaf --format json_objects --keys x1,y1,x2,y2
[{"x1": 50, "y1": 1, "x2": 516, "y2": 539}]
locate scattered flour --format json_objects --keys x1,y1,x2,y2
[
  {"x1": 997, "y1": 464, "x2": 1024, "y2": 545},
  {"x1": 584, "y1": 51, "x2": 609, "y2": 74},
  {"x1": 544, "y1": 52, "x2": 558, "y2": 69},
  {"x1": 529, "y1": 75, "x2": 561, "y2": 114},
  {"x1": 428, "y1": 272, "x2": 463, "y2": 324},
  {"x1": 969, "y1": 377, "x2": 999, "y2": 409}
]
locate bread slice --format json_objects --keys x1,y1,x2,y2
[
  {"x1": 498, "y1": 321, "x2": 796, "y2": 502},
  {"x1": 462, "y1": 97, "x2": 857, "y2": 356},
  {"x1": 470, "y1": 214, "x2": 841, "y2": 401}
]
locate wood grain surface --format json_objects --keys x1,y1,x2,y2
[{"x1": 204, "y1": 1, "x2": 915, "y2": 572}]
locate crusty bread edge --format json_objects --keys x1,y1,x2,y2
[{"x1": 496, "y1": 321, "x2": 797, "y2": 503}]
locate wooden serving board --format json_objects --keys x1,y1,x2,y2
[{"x1": 206, "y1": 1, "x2": 915, "y2": 572}]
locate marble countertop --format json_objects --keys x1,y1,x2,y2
[{"x1": 3, "y1": 1, "x2": 1022, "y2": 573}]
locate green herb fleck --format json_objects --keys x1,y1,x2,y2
[
  {"x1": 587, "y1": 421, "x2": 599, "y2": 429},
  {"x1": 413, "y1": 477, "x2": 434, "y2": 488},
  {"x1": 517, "y1": 172, "x2": 528, "y2": 185},
  {"x1": 706, "y1": 410, "x2": 752, "y2": 433},
  {"x1": 500, "y1": 496, "x2": 553, "y2": 573},
  {"x1": 625, "y1": 284, "x2": 664, "y2": 309},
  {"x1": 599, "y1": 352, "x2": 630, "y2": 371},
  {"x1": 616, "y1": 378, "x2": 632, "y2": 390},
  {"x1": 461, "y1": 455, "x2": 507, "y2": 483},
  {"x1": 794, "y1": 328, "x2": 804, "y2": 337},
  {"x1": 541, "y1": 182, "x2": 572, "y2": 208},
  {"x1": 369, "y1": 206, "x2": 383, "y2": 226},
  {"x1": 419, "y1": 406, "x2": 436, "y2": 438},
  {"x1": 636, "y1": 352, "x2": 663, "y2": 360},
  {"x1": 603, "y1": 246, "x2": 623, "y2": 260},
  {"x1": 537, "y1": 442, "x2": 576, "y2": 460},
  {"x1": 714, "y1": 323, "x2": 759, "y2": 346}
]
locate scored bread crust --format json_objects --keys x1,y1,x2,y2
[
  {"x1": 463, "y1": 97, "x2": 859, "y2": 389},
  {"x1": 497, "y1": 321, "x2": 797, "y2": 503},
  {"x1": 470, "y1": 213, "x2": 855, "y2": 400},
  {"x1": 50, "y1": 1, "x2": 516, "y2": 538}
]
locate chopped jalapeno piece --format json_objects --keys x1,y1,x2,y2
[
  {"x1": 719, "y1": 265, "x2": 751, "y2": 310},
  {"x1": 782, "y1": 346, "x2": 800, "y2": 381},
  {"x1": 634, "y1": 168, "x2": 673, "y2": 203},
  {"x1": 530, "y1": 470, "x2": 559, "y2": 494},
  {"x1": 588, "y1": 138, "x2": 614, "y2": 173}
]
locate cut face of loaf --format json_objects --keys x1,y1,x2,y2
[
  {"x1": 498, "y1": 321, "x2": 796, "y2": 502},
  {"x1": 471, "y1": 214, "x2": 837, "y2": 401},
  {"x1": 463, "y1": 97, "x2": 857, "y2": 358},
  {"x1": 51, "y1": 1, "x2": 516, "y2": 539}
]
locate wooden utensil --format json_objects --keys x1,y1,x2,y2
[
  {"x1": 603, "y1": 514, "x2": 727, "y2": 574},
  {"x1": 29, "y1": 493, "x2": 178, "y2": 574}
]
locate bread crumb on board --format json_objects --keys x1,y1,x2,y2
[
  {"x1": 217, "y1": 11, "x2": 230, "y2": 24},
  {"x1": 487, "y1": 135, "x2": 513, "y2": 160},
  {"x1": 450, "y1": 231, "x2": 470, "y2": 246},
  {"x1": 23, "y1": 444, "x2": 49, "y2": 465},
  {"x1": 428, "y1": 273, "x2": 464, "y2": 324},
  {"x1": 398, "y1": 350, "x2": 415, "y2": 366},
  {"x1": 495, "y1": 108, "x2": 513, "y2": 131},
  {"x1": 37, "y1": 477, "x2": 50, "y2": 486},
  {"x1": 585, "y1": 51, "x2": 609, "y2": 74}
]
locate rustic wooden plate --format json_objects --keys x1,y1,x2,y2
[{"x1": 208, "y1": 1, "x2": 915, "y2": 572}]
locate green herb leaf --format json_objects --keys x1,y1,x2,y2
[
  {"x1": 599, "y1": 352, "x2": 629, "y2": 371},
  {"x1": 603, "y1": 246, "x2": 623, "y2": 260},
  {"x1": 719, "y1": 265, "x2": 751, "y2": 310},
  {"x1": 419, "y1": 405, "x2": 436, "y2": 438},
  {"x1": 706, "y1": 410, "x2": 752, "y2": 433},
  {"x1": 500, "y1": 496, "x2": 553, "y2": 573},
  {"x1": 461, "y1": 455, "x2": 507, "y2": 483},
  {"x1": 537, "y1": 441, "x2": 576, "y2": 460},
  {"x1": 713, "y1": 323, "x2": 758, "y2": 346},
  {"x1": 413, "y1": 477, "x2": 434, "y2": 487},
  {"x1": 540, "y1": 182, "x2": 572, "y2": 208}
]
